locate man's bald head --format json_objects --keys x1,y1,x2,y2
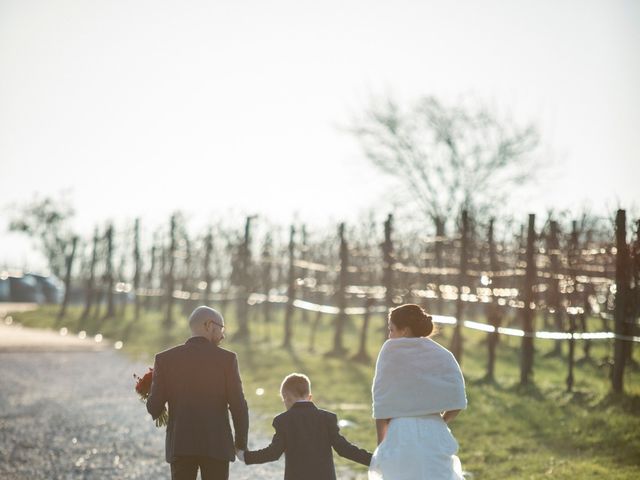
[
  {"x1": 189, "y1": 306, "x2": 225, "y2": 344},
  {"x1": 189, "y1": 306, "x2": 223, "y2": 328}
]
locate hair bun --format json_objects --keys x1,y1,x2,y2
[
  {"x1": 390, "y1": 304, "x2": 434, "y2": 337},
  {"x1": 414, "y1": 313, "x2": 433, "y2": 337}
]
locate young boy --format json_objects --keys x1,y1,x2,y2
[{"x1": 237, "y1": 373, "x2": 372, "y2": 480}]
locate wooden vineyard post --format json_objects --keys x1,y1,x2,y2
[
  {"x1": 181, "y1": 235, "x2": 194, "y2": 316},
  {"x1": 626, "y1": 219, "x2": 640, "y2": 364},
  {"x1": 567, "y1": 312, "x2": 576, "y2": 392},
  {"x1": 568, "y1": 221, "x2": 588, "y2": 361},
  {"x1": 283, "y1": 225, "x2": 296, "y2": 348},
  {"x1": 261, "y1": 234, "x2": 273, "y2": 341},
  {"x1": 581, "y1": 284, "x2": 594, "y2": 361},
  {"x1": 548, "y1": 220, "x2": 563, "y2": 356},
  {"x1": 308, "y1": 256, "x2": 326, "y2": 353},
  {"x1": 79, "y1": 228, "x2": 99, "y2": 325},
  {"x1": 118, "y1": 251, "x2": 128, "y2": 321},
  {"x1": 353, "y1": 296, "x2": 374, "y2": 363},
  {"x1": 103, "y1": 224, "x2": 116, "y2": 321},
  {"x1": 451, "y1": 210, "x2": 469, "y2": 364},
  {"x1": 146, "y1": 243, "x2": 158, "y2": 311},
  {"x1": 329, "y1": 223, "x2": 348, "y2": 356},
  {"x1": 234, "y1": 216, "x2": 254, "y2": 341},
  {"x1": 203, "y1": 229, "x2": 213, "y2": 305},
  {"x1": 434, "y1": 216, "x2": 445, "y2": 314},
  {"x1": 486, "y1": 218, "x2": 501, "y2": 381},
  {"x1": 520, "y1": 214, "x2": 536, "y2": 386},
  {"x1": 300, "y1": 225, "x2": 309, "y2": 324},
  {"x1": 57, "y1": 235, "x2": 78, "y2": 323},
  {"x1": 133, "y1": 218, "x2": 142, "y2": 320},
  {"x1": 612, "y1": 209, "x2": 631, "y2": 393},
  {"x1": 382, "y1": 214, "x2": 394, "y2": 343},
  {"x1": 164, "y1": 215, "x2": 176, "y2": 330}
]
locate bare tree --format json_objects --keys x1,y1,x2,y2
[
  {"x1": 8, "y1": 195, "x2": 76, "y2": 277},
  {"x1": 350, "y1": 95, "x2": 540, "y2": 227}
]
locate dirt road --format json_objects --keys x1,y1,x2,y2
[{"x1": 0, "y1": 307, "x2": 363, "y2": 480}]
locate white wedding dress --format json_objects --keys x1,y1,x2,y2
[
  {"x1": 369, "y1": 337, "x2": 467, "y2": 480},
  {"x1": 368, "y1": 414, "x2": 464, "y2": 480}
]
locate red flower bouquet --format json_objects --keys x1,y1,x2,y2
[{"x1": 134, "y1": 368, "x2": 168, "y2": 427}]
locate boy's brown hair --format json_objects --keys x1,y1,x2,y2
[{"x1": 280, "y1": 373, "x2": 311, "y2": 398}]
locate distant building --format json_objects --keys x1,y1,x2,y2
[{"x1": 0, "y1": 271, "x2": 64, "y2": 304}]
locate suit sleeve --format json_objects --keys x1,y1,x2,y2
[
  {"x1": 244, "y1": 417, "x2": 286, "y2": 464},
  {"x1": 146, "y1": 354, "x2": 167, "y2": 420},
  {"x1": 328, "y1": 413, "x2": 372, "y2": 466},
  {"x1": 226, "y1": 353, "x2": 249, "y2": 450}
]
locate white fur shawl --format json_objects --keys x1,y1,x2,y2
[{"x1": 372, "y1": 337, "x2": 467, "y2": 419}]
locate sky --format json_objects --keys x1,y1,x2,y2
[{"x1": 1, "y1": 0, "x2": 639, "y2": 270}]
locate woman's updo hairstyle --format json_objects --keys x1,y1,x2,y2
[{"x1": 389, "y1": 304, "x2": 434, "y2": 337}]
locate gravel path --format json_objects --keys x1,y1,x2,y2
[
  {"x1": 0, "y1": 319, "x2": 364, "y2": 480},
  {"x1": 0, "y1": 348, "x2": 288, "y2": 480}
]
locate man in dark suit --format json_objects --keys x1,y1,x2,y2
[
  {"x1": 240, "y1": 373, "x2": 371, "y2": 480},
  {"x1": 147, "y1": 306, "x2": 249, "y2": 480}
]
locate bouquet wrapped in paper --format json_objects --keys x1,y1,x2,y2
[{"x1": 134, "y1": 368, "x2": 168, "y2": 427}]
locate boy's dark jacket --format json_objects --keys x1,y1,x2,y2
[{"x1": 244, "y1": 401, "x2": 372, "y2": 480}]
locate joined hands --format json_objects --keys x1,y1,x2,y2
[{"x1": 235, "y1": 448, "x2": 246, "y2": 463}]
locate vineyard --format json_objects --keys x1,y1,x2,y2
[{"x1": 35, "y1": 207, "x2": 640, "y2": 393}]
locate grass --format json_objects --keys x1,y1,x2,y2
[{"x1": 8, "y1": 302, "x2": 640, "y2": 479}]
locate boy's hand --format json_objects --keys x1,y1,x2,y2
[{"x1": 235, "y1": 448, "x2": 246, "y2": 463}]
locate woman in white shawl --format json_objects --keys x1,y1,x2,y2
[{"x1": 369, "y1": 304, "x2": 467, "y2": 480}]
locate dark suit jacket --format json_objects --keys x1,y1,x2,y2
[
  {"x1": 244, "y1": 402, "x2": 371, "y2": 480},
  {"x1": 147, "y1": 336, "x2": 249, "y2": 463}
]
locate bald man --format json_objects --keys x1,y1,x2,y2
[{"x1": 147, "y1": 306, "x2": 249, "y2": 480}]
